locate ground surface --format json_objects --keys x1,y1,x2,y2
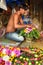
[{"x1": 0, "y1": 37, "x2": 43, "y2": 50}]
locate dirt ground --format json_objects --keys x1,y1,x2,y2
[{"x1": 0, "y1": 37, "x2": 43, "y2": 50}]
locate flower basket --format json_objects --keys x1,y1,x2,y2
[{"x1": 19, "y1": 27, "x2": 40, "y2": 41}]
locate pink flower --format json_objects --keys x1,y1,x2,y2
[
  {"x1": 5, "y1": 61, "x2": 12, "y2": 65},
  {"x1": 6, "y1": 48, "x2": 12, "y2": 56},
  {"x1": 25, "y1": 27, "x2": 32, "y2": 33},
  {"x1": 2, "y1": 48, "x2": 6, "y2": 54},
  {"x1": 32, "y1": 61, "x2": 35, "y2": 64},
  {"x1": 0, "y1": 45, "x2": 2, "y2": 48},
  {"x1": 24, "y1": 61, "x2": 28, "y2": 65},
  {"x1": 0, "y1": 45, "x2": 3, "y2": 52},
  {"x1": 28, "y1": 27, "x2": 32, "y2": 32},
  {"x1": 13, "y1": 49, "x2": 21, "y2": 57},
  {"x1": 0, "y1": 58, "x2": 2, "y2": 63},
  {"x1": 0, "y1": 58, "x2": 5, "y2": 65}
]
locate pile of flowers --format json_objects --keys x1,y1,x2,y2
[
  {"x1": 19, "y1": 27, "x2": 40, "y2": 40},
  {"x1": 0, "y1": 45, "x2": 43, "y2": 65},
  {"x1": 13, "y1": 48, "x2": 43, "y2": 65},
  {"x1": 0, "y1": 45, "x2": 21, "y2": 65}
]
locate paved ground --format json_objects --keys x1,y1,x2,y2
[{"x1": 0, "y1": 37, "x2": 43, "y2": 49}]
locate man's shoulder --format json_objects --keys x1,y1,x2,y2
[
  {"x1": 13, "y1": 13, "x2": 18, "y2": 16},
  {"x1": 13, "y1": 13, "x2": 18, "y2": 18}
]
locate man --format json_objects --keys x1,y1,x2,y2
[{"x1": 5, "y1": 6, "x2": 32, "y2": 42}]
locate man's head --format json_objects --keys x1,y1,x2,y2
[
  {"x1": 15, "y1": 5, "x2": 29, "y2": 15},
  {"x1": 14, "y1": 5, "x2": 29, "y2": 15},
  {"x1": 24, "y1": 9, "x2": 29, "y2": 16},
  {"x1": 20, "y1": 8, "x2": 25, "y2": 15},
  {"x1": 19, "y1": 6, "x2": 29, "y2": 15}
]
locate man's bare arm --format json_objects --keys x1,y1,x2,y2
[
  {"x1": 19, "y1": 17, "x2": 34, "y2": 28},
  {"x1": 14, "y1": 15, "x2": 27, "y2": 29},
  {"x1": 13, "y1": 15, "x2": 33, "y2": 29},
  {"x1": 19, "y1": 17, "x2": 24, "y2": 24}
]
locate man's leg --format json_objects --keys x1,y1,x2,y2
[{"x1": 5, "y1": 32, "x2": 24, "y2": 42}]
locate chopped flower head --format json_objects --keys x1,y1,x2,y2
[
  {"x1": 6, "y1": 48, "x2": 12, "y2": 56},
  {"x1": 13, "y1": 48, "x2": 21, "y2": 56},
  {"x1": 5, "y1": 61, "x2": 12, "y2": 65},
  {"x1": 0, "y1": 58, "x2": 2, "y2": 62},
  {"x1": 3, "y1": 55, "x2": 9, "y2": 61},
  {"x1": 2, "y1": 48, "x2": 6, "y2": 54},
  {"x1": 24, "y1": 27, "x2": 32, "y2": 33},
  {"x1": 0, "y1": 46, "x2": 43, "y2": 65},
  {"x1": 0, "y1": 58, "x2": 5, "y2": 65}
]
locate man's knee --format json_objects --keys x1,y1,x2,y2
[{"x1": 19, "y1": 36, "x2": 24, "y2": 42}]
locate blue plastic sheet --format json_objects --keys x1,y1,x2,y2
[
  {"x1": 6, "y1": 0, "x2": 25, "y2": 8},
  {"x1": 6, "y1": 0, "x2": 25, "y2": 5}
]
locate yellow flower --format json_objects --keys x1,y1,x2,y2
[
  {"x1": 14, "y1": 54, "x2": 16, "y2": 57},
  {"x1": 32, "y1": 27, "x2": 35, "y2": 30},
  {"x1": 23, "y1": 58, "x2": 25, "y2": 60},
  {"x1": 9, "y1": 56, "x2": 14, "y2": 61},
  {"x1": 15, "y1": 59, "x2": 17, "y2": 62},
  {"x1": 2, "y1": 46, "x2": 5, "y2": 48},
  {"x1": 20, "y1": 56, "x2": 23, "y2": 59},
  {"x1": 26, "y1": 58, "x2": 29, "y2": 61},
  {"x1": 36, "y1": 61, "x2": 38, "y2": 64},
  {"x1": 24, "y1": 29, "x2": 26, "y2": 32},
  {"x1": 17, "y1": 48, "x2": 20, "y2": 50},
  {"x1": 24, "y1": 29, "x2": 28, "y2": 33},
  {"x1": 9, "y1": 47, "x2": 13, "y2": 50},
  {"x1": 1, "y1": 53, "x2": 6, "y2": 57},
  {"x1": 22, "y1": 63, "x2": 24, "y2": 65},
  {"x1": 11, "y1": 51, "x2": 16, "y2": 57}
]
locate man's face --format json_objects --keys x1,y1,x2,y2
[
  {"x1": 20, "y1": 8, "x2": 25, "y2": 15},
  {"x1": 24, "y1": 9, "x2": 29, "y2": 16}
]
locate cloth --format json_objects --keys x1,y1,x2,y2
[{"x1": 22, "y1": 16, "x2": 32, "y2": 24}]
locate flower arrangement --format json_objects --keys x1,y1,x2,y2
[
  {"x1": 19, "y1": 27, "x2": 40, "y2": 40},
  {"x1": 0, "y1": 45, "x2": 43, "y2": 65}
]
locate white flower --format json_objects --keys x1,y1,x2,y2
[
  {"x1": 2, "y1": 48, "x2": 6, "y2": 54},
  {"x1": 3, "y1": 55, "x2": 9, "y2": 61},
  {"x1": 11, "y1": 51, "x2": 14, "y2": 56}
]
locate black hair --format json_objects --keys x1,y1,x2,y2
[
  {"x1": 14, "y1": 4, "x2": 28, "y2": 11},
  {"x1": 18, "y1": 5, "x2": 28, "y2": 10}
]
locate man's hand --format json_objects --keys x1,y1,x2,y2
[
  {"x1": 26, "y1": 24, "x2": 36, "y2": 28},
  {"x1": 31, "y1": 24, "x2": 36, "y2": 28},
  {"x1": 26, "y1": 24, "x2": 34, "y2": 28}
]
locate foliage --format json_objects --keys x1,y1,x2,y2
[{"x1": 19, "y1": 27, "x2": 40, "y2": 40}]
